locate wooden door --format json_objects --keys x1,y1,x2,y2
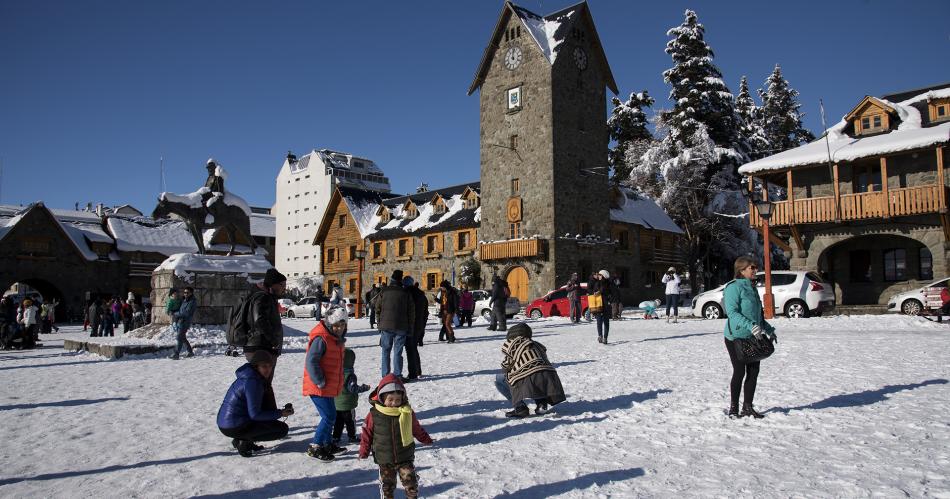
[{"x1": 506, "y1": 266, "x2": 529, "y2": 304}]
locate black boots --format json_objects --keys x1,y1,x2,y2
[
  {"x1": 307, "y1": 444, "x2": 335, "y2": 461},
  {"x1": 232, "y1": 438, "x2": 253, "y2": 458},
  {"x1": 728, "y1": 404, "x2": 740, "y2": 419},
  {"x1": 740, "y1": 404, "x2": 765, "y2": 419},
  {"x1": 505, "y1": 405, "x2": 530, "y2": 418}
]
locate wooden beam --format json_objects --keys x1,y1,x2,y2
[
  {"x1": 941, "y1": 214, "x2": 950, "y2": 243},
  {"x1": 789, "y1": 225, "x2": 805, "y2": 252},
  {"x1": 787, "y1": 170, "x2": 795, "y2": 224},
  {"x1": 752, "y1": 226, "x2": 792, "y2": 252},
  {"x1": 833, "y1": 163, "x2": 841, "y2": 222},
  {"x1": 938, "y1": 146, "x2": 946, "y2": 212},
  {"x1": 880, "y1": 156, "x2": 890, "y2": 219}
]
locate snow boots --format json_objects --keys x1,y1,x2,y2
[
  {"x1": 232, "y1": 438, "x2": 254, "y2": 458},
  {"x1": 728, "y1": 405, "x2": 740, "y2": 419},
  {"x1": 740, "y1": 404, "x2": 765, "y2": 419},
  {"x1": 505, "y1": 405, "x2": 530, "y2": 418},
  {"x1": 535, "y1": 400, "x2": 549, "y2": 415},
  {"x1": 307, "y1": 444, "x2": 335, "y2": 462}
]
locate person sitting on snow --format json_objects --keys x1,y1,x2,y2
[
  {"x1": 495, "y1": 322, "x2": 566, "y2": 418},
  {"x1": 216, "y1": 350, "x2": 293, "y2": 457}
]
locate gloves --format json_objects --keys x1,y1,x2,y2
[{"x1": 751, "y1": 325, "x2": 765, "y2": 340}]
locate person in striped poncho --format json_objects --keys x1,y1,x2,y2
[{"x1": 494, "y1": 323, "x2": 566, "y2": 418}]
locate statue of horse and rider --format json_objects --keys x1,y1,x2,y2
[{"x1": 152, "y1": 159, "x2": 255, "y2": 255}]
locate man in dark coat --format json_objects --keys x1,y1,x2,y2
[
  {"x1": 488, "y1": 275, "x2": 508, "y2": 332},
  {"x1": 374, "y1": 270, "x2": 415, "y2": 379},
  {"x1": 402, "y1": 276, "x2": 426, "y2": 379},
  {"x1": 565, "y1": 273, "x2": 581, "y2": 323},
  {"x1": 244, "y1": 268, "x2": 287, "y2": 376},
  {"x1": 365, "y1": 284, "x2": 381, "y2": 329},
  {"x1": 410, "y1": 283, "x2": 429, "y2": 347}
]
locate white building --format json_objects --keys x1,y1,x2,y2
[{"x1": 274, "y1": 149, "x2": 391, "y2": 279}]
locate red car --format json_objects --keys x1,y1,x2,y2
[{"x1": 525, "y1": 283, "x2": 591, "y2": 320}]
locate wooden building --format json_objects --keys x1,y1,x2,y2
[{"x1": 739, "y1": 83, "x2": 950, "y2": 306}]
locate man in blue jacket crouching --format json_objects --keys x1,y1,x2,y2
[{"x1": 217, "y1": 350, "x2": 294, "y2": 457}]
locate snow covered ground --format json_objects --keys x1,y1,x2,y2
[{"x1": 1, "y1": 314, "x2": 949, "y2": 498}]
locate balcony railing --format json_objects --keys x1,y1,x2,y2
[
  {"x1": 640, "y1": 247, "x2": 683, "y2": 265},
  {"x1": 479, "y1": 239, "x2": 547, "y2": 261},
  {"x1": 751, "y1": 184, "x2": 947, "y2": 227}
]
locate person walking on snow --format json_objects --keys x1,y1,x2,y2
[
  {"x1": 170, "y1": 287, "x2": 196, "y2": 359},
  {"x1": 488, "y1": 275, "x2": 509, "y2": 332},
  {"x1": 662, "y1": 267, "x2": 681, "y2": 323},
  {"x1": 375, "y1": 270, "x2": 415, "y2": 379},
  {"x1": 365, "y1": 283, "x2": 381, "y2": 329},
  {"x1": 303, "y1": 306, "x2": 349, "y2": 461},
  {"x1": 565, "y1": 273, "x2": 582, "y2": 323},
  {"x1": 402, "y1": 276, "x2": 423, "y2": 379},
  {"x1": 590, "y1": 270, "x2": 614, "y2": 344},
  {"x1": 242, "y1": 268, "x2": 287, "y2": 375}
]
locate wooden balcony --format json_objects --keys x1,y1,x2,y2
[
  {"x1": 640, "y1": 247, "x2": 683, "y2": 265},
  {"x1": 751, "y1": 184, "x2": 949, "y2": 227},
  {"x1": 479, "y1": 239, "x2": 547, "y2": 261}
]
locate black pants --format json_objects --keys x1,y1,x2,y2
[
  {"x1": 220, "y1": 420, "x2": 288, "y2": 443},
  {"x1": 332, "y1": 410, "x2": 356, "y2": 440},
  {"x1": 489, "y1": 304, "x2": 507, "y2": 331},
  {"x1": 725, "y1": 338, "x2": 760, "y2": 408},
  {"x1": 405, "y1": 335, "x2": 421, "y2": 378}
]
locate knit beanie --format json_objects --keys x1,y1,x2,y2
[
  {"x1": 264, "y1": 268, "x2": 287, "y2": 287},
  {"x1": 325, "y1": 306, "x2": 348, "y2": 326},
  {"x1": 506, "y1": 322, "x2": 532, "y2": 340},
  {"x1": 391, "y1": 269, "x2": 404, "y2": 282},
  {"x1": 402, "y1": 276, "x2": 414, "y2": 287}
]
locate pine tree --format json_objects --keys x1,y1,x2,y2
[
  {"x1": 758, "y1": 65, "x2": 815, "y2": 153},
  {"x1": 640, "y1": 10, "x2": 754, "y2": 289},
  {"x1": 735, "y1": 76, "x2": 769, "y2": 160},
  {"x1": 608, "y1": 90, "x2": 654, "y2": 186}
]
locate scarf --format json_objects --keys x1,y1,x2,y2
[{"x1": 373, "y1": 403, "x2": 414, "y2": 446}]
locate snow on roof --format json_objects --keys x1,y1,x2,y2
[
  {"x1": 0, "y1": 213, "x2": 23, "y2": 241},
  {"x1": 610, "y1": 188, "x2": 684, "y2": 234},
  {"x1": 60, "y1": 223, "x2": 101, "y2": 261},
  {"x1": 740, "y1": 88, "x2": 950, "y2": 175},
  {"x1": 65, "y1": 222, "x2": 112, "y2": 244},
  {"x1": 161, "y1": 188, "x2": 208, "y2": 209},
  {"x1": 155, "y1": 253, "x2": 272, "y2": 280},
  {"x1": 250, "y1": 213, "x2": 275, "y2": 238},
  {"x1": 316, "y1": 149, "x2": 384, "y2": 175},
  {"x1": 512, "y1": 4, "x2": 576, "y2": 64},
  {"x1": 107, "y1": 217, "x2": 199, "y2": 255},
  {"x1": 369, "y1": 183, "x2": 480, "y2": 239}
]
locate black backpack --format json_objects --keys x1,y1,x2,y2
[{"x1": 226, "y1": 291, "x2": 262, "y2": 347}]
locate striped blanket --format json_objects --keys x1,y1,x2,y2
[{"x1": 501, "y1": 336, "x2": 555, "y2": 386}]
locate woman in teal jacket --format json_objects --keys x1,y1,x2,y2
[{"x1": 722, "y1": 256, "x2": 776, "y2": 419}]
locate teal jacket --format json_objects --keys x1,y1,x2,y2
[{"x1": 722, "y1": 279, "x2": 775, "y2": 340}]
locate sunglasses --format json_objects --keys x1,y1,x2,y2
[{"x1": 747, "y1": 266, "x2": 759, "y2": 271}]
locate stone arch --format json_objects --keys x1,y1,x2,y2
[{"x1": 1, "y1": 277, "x2": 66, "y2": 320}]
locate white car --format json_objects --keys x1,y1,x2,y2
[
  {"x1": 691, "y1": 270, "x2": 835, "y2": 319},
  {"x1": 472, "y1": 289, "x2": 521, "y2": 321},
  {"x1": 886, "y1": 277, "x2": 949, "y2": 315},
  {"x1": 287, "y1": 296, "x2": 355, "y2": 318},
  {"x1": 277, "y1": 298, "x2": 295, "y2": 317}
]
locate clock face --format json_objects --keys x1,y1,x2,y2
[
  {"x1": 504, "y1": 46, "x2": 523, "y2": 70},
  {"x1": 573, "y1": 47, "x2": 588, "y2": 70}
]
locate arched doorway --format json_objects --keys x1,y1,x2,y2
[
  {"x1": 816, "y1": 234, "x2": 932, "y2": 305},
  {"x1": 506, "y1": 266, "x2": 529, "y2": 304},
  {"x1": 2, "y1": 278, "x2": 67, "y2": 321}
]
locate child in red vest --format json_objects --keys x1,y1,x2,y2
[
  {"x1": 303, "y1": 306, "x2": 348, "y2": 462},
  {"x1": 358, "y1": 374, "x2": 432, "y2": 499}
]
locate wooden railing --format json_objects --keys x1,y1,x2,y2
[
  {"x1": 752, "y1": 184, "x2": 947, "y2": 227},
  {"x1": 479, "y1": 239, "x2": 547, "y2": 261},
  {"x1": 640, "y1": 247, "x2": 683, "y2": 265}
]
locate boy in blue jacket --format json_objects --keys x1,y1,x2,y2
[{"x1": 217, "y1": 351, "x2": 294, "y2": 457}]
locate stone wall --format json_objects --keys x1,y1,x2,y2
[{"x1": 150, "y1": 269, "x2": 263, "y2": 325}]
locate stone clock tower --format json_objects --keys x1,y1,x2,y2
[{"x1": 469, "y1": 1, "x2": 619, "y2": 302}]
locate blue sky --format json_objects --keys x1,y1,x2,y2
[{"x1": 1, "y1": 0, "x2": 948, "y2": 212}]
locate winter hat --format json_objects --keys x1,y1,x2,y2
[
  {"x1": 374, "y1": 373, "x2": 406, "y2": 400},
  {"x1": 391, "y1": 270, "x2": 404, "y2": 282},
  {"x1": 402, "y1": 276, "x2": 415, "y2": 287},
  {"x1": 598, "y1": 270, "x2": 610, "y2": 279},
  {"x1": 343, "y1": 348, "x2": 356, "y2": 368},
  {"x1": 248, "y1": 350, "x2": 274, "y2": 367},
  {"x1": 667, "y1": 267, "x2": 676, "y2": 273},
  {"x1": 264, "y1": 268, "x2": 287, "y2": 287},
  {"x1": 324, "y1": 306, "x2": 348, "y2": 326},
  {"x1": 506, "y1": 322, "x2": 533, "y2": 340}
]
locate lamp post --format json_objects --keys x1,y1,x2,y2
[
  {"x1": 751, "y1": 193, "x2": 775, "y2": 319},
  {"x1": 354, "y1": 248, "x2": 367, "y2": 319}
]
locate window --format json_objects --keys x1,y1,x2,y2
[
  {"x1": 434, "y1": 200, "x2": 446, "y2": 214},
  {"x1": 849, "y1": 250, "x2": 871, "y2": 282},
  {"x1": 426, "y1": 272, "x2": 439, "y2": 290},
  {"x1": 327, "y1": 248, "x2": 336, "y2": 263},
  {"x1": 406, "y1": 204, "x2": 418, "y2": 219},
  {"x1": 426, "y1": 235, "x2": 439, "y2": 254},
  {"x1": 509, "y1": 222, "x2": 521, "y2": 239},
  {"x1": 920, "y1": 247, "x2": 933, "y2": 280},
  {"x1": 398, "y1": 238, "x2": 410, "y2": 257},
  {"x1": 770, "y1": 274, "x2": 797, "y2": 286},
  {"x1": 930, "y1": 100, "x2": 950, "y2": 123},
  {"x1": 883, "y1": 248, "x2": 906, "y2": 281},
  {"x1": 349, "y1": 245, "x2": 357, "y2": 261},
  {"x1": 616, "y1": 268, "x2": 630, "y2": 288},
  {"x1": 509, "y1": 134, "x2": 518, "y2": 149},
  {"x1": 511, "y1": 178, "x2": 520, "y2": 194},
  {"x1": 373, "y1": 242, "x2": 383, "y2": 259},
  {"x1": 338, "y1": 215, "x2": 345, "y2": 227},
  {"x1": 348, "y1": 278, "x2": 357, "y2": 293},
  {"x1": 506, "y1": 86, "x2": 522, "y2": 110},
  {"x1": 457, "y1": 230, "x2": 471, "y2": 250},
  {"x1": 464, "y1": 195, "x2": 478, "y2": 209},
  {"x1": 857, "y1": 113, "x2": 886, "y2": 135},
  {"x1": 617, "y1": 230, "x2": 629, "y2": 250},
  {"x1": 853, "y1": 164, "x2": 882, "y2": 193}
]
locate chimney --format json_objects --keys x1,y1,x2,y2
[
  {"x1": 286, "y1": 150, "x2": 297, "y2": 163},
  {"x1": 416, "y1": 182, "x2": 429, "y2": 193},
  {"x1": 95, "y1": 203, "x2": 104, "y2": 216}
]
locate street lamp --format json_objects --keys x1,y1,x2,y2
[
  {"x1": 743, "y1": 182, "x2": 776, "y2": 319},
  {"x1": 354, "y1": 248, "x2": 367, "y2": 319}
]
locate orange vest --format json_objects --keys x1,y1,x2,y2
[{"x1": 302, "y1": 322, "x2": 345, "y2": 397}]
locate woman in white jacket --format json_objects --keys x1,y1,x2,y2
[{"x1": 661, "y1": 267, "x2": 681, "y2": 323}]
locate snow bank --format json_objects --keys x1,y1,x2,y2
[{"x1": 155, "y1": 253, "x2": 271, "y2": 279}]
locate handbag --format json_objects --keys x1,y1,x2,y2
[
  {"x1": 588, "y1": 292, "x2": 604, "y2": 313},
  {"x1": 733, "y1": 335, "x2": 775, "y2": 363}
]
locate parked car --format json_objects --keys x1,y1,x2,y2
[
  {"x1": 690, "y1": 271, "x2": 835, "y2": 319},
  {"x1": 525, "y1": 283, "x2": 591, "y2": 321},
  {"x1": 277, "y1": 298, "x2": 295, "y2": 318},
  {"x1": 471, "y1": 289, "x2": 521, "y2": 320},
  {"x1": 886, "y1": 277, "x2": 950, "y2": 315},
  {"x1": 286, "y1": 296, "x2": 321, "y2": 318},
  {"x1": 322, "y1": 298, "x2": 355, "y2": 317}
]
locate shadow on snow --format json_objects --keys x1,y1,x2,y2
[
  {"x1": 768, "y1": 378, "x2": 948, "y2": 414},
  {"x1": 0, "y1": 397, "x2": 129, "y2": 412},
  {"x1": 496, "y1": 467, "x2": 645, "y2": 498},
  {"x1": 0, "y1": 451, "x2": 233, "y2": 486}
]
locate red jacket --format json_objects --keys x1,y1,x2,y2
[
  {"x1": 941, "y1": 288, "x2": 950, "y2": 305},
  {"x1": 302, "y1": 322, "x2": 344, "y2": 397}
]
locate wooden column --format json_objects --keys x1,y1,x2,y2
[
  {"x1": 880, "y1": 156, "x2": 890, "y2": 219},
  {"x1": 748, "y1": 175, "x2": 755, "y2": 226},
  {"x1": 787, "y1": 170, "x2": 795, "y2": 224},
  {"x1": 761, "y1": 183, "x2": 775, "y2": 319},
  {"x1": 833, "y1": 163, "x2": 841, "y2": 222},
  {"x1": 938, "y1": 146, "x2": 946, "y2": 212}
]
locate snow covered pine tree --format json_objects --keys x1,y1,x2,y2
[
  {"x1": 758, "y1": 64, "x2": 815, "y2": 154},
  {"x1": 608, "y1": 90, "x2": 655, "y2": 190},
  {"x1": 735, "y1": 76, "x2": 770, "y2": 161}
]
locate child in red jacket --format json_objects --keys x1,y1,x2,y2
[{"x1": 358, "y1": 374, "x2": 432, "y2": 499}]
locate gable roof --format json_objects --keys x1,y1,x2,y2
[
  {"x1": 609, "y1": 188, "x2": 684, "y2": 234},
  {"x1": 844, "y1": 96, "x2": 896, "y2": 121},
  {"x1": 0, "y1": 203, "x2": 101, "y2": 261},
  {"x1": 467, "y1": 1, "x2": 618, "y2": 95},
  {"x1": 314, "y1": 186, "x2": 400, "y2": 245},
  {"x1": 369, "y1": 182, "x2": 481, "y2": 240}
]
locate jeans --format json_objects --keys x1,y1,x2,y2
[
  {"x1": 310, "y1": 395, "x2": 336, "y2": 446},
  {"x1": 220, "y1": 420, "x2": 289, "y2": 443},
  {"x1": 569, "y1": 299, "x2": 582, "y2": 322},
  {"x1": 380, "y1": 330, "x2": 407, "y2": 377},
  {"x1": 665, "y1": 294, "x2": 680, "y2": 317},
  {"x1": 99, "y1": 321, "x2": 114, "y2": 337},
  {"x1": 175, "y1": 321, "x2": 193, "y2": 355},
  {"x1": 596, "y1": 313, "x2": 609, "y2": 339}
]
